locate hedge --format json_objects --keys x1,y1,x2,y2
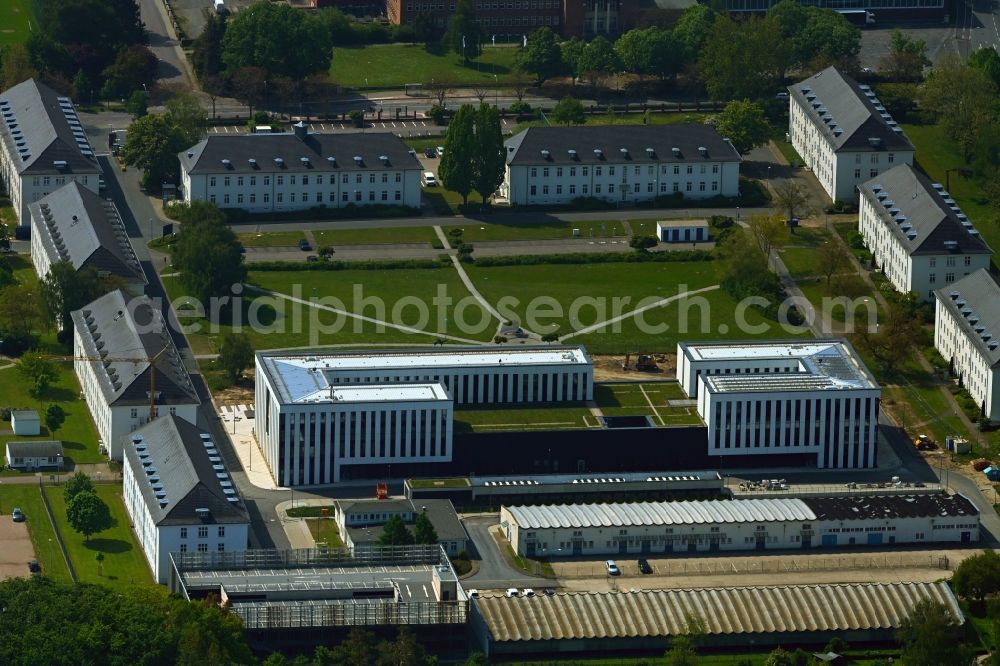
[
  {"x1": 248, "y1": 257, "x2": 450, "y2": 271},
  {"x1": 169, "y1": 204, "x2": 423, "y2": 224},
  {"x1": 471, "y1": 249, "x2": 714, "y2": 267}
]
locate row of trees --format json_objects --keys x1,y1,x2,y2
[
  {"x1": 378, "y1": 513, "x2": 439, "y2": 547},
  {"x1": 0, "y1": 0, "x2": 152, "y2": 103},
  {"x1": 438, "y1": 103, "x2": 505, "y2": 205},
  {"x1": 121, "y1": 92, "x2": 208, "y2": 191}
]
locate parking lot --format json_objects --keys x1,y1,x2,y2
[{"x1": 0, "y1": 515, "x2": 36, "y2": 580}]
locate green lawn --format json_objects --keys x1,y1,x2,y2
[
  {"x1": 42, "y1": 484, "x2": 154, "y2": 592},
  {"x1": 236, "y1": 231, "x2": 306, "y2": 248},
  {"x1": 453, "y1": 404, "x2": 597, "y2": 432},
  {"x1": 0, "y1": 485, "x2": 71, "y2": 583},
  {"x1": 0, "y1": 361, "x2": 103, "y2": 466},
  {"x1": 593, "y1": 382, "x2": 701, "y2": 425},
  {"x1": 465, "y1": 261, "x2": 812, "y2": 354},
  {"x1": 511, "y1": 112, "x2": 711, "y2": 135},
  {"x1": 314, "y1": 227, "x2": 436, "y2": 246},
  {"x1": 407, "y1": 477, "x2": 470, "y2": 489},
  {"x1": 332, "y1": 44, "x2": 519, "y2": 88},
  {"x1": 443, "y1": 219, "x2": 627, "y2": 243},
  {"x1": 0, "y1": 0, "x2": 33, "y2": 48},
  {"x1": 423, "y1": 186, "x2": 484, "y2": 215},
  {"x1": 305, "y1": 518, "x2": 344, "y2": 549},
  {"x1": 902, "y1": 122, "x2": 999, "y2": 253}
]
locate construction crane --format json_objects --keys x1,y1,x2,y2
[{"x1": 52, "y1": 347, "x2": 170, "y2": 421}]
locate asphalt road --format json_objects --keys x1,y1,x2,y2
[
  {"x1": 462, "y1": 515, "x2": 546, "y2": 589},
  {"x1": 139, "y1": 0, "x2": 192, "y2": 89}
]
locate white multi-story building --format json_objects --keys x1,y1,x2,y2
[
  {"x1": 71, "y1": 289, "x2": 200, "y2": 460},
  {"x1": 500, "y1": 493, "x2": 979, "y2": 557},
  {"x1": 30, "y1": 181, "x2": 146, "y2": 296},
  {"x1": 0, "y1": 79, "x2": 102, "y2": 226},
  {"x1": 677, "y1": 340, "x2": 881, "y2": 469},
  {"x1": 500, "y1": 125, "x2": 741, "y2": 206},
  {"x1": 859, "y1": 165, "x2": 992, "y2": 302},
  {"x1": 935, "y1": 269, "x2": 1000, "y2": 422},
  {"x1": 255, "y1": 346, "x2": 594, "y2": 486},
  {"x1": 789, "y1": 67, "x2": 914, "y2": 203},
  {"x1": 122, "y1": 415, "x2": 249, "y2": 584},
  {"x1": 178, "y1": 123, "x2": 422, "y2": 213}
]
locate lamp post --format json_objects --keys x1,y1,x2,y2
[{"x1": 494, "y1": 75, "x2": 498, "y2": 107}]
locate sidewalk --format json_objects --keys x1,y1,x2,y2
[{"x1": 219, "y1": 404, "x2": 280, "y2": 490}]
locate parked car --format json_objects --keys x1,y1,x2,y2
[
  {"x1": 543, "y1": 588, "x2": 556, "y2": 597},
  {"x1": 12, "y1": 507, "x2": 25, "y2": 522},
  {"x1": 298, "y1": 239, "x2": 312, "y2": 251},
  {"x1": 28, "y1": 559, "x2": 40, "y2": 573},
  {"x1": 505, "y1": 588, "x2": 520, "y2": 598},
  {"x1": 306, "y1": 255, "x2": 318, "y2": 262},
  {"x1": 436, "y1": 145, "x2": 444, "y2": 157},
  {"x1": 422, "y1": 172, "x2": 438, "y2": 187},
  {"x1": 637, "y1": 558, "x2": 653, "y2": 575},
  {"x1": 605, "y1": 560, "x2": 620, "y2": 576},
  {"x1": 424, "y1": 147, "x2": 436, "y2": 158},
  {"x1": 467, "y1": 589, "x2": 480, "y2": 599},
  {"x1": 522, "y1": 588, "x2": 535, "y2": 597}
]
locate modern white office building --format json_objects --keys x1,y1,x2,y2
[
  {"x1": 30, "y1": 181, "x2": 146, "y2": 295},
  {"x1": 500, "y1": 125, "x2": 741, "y2": 206},
  {"x1": 71, "y1": 289, "x2": 200, "y2": 460},
  {"x1": 935, "y1": 270, "x2": 1000, "y2": 422},
  {"x1": 255, "y1": 346, "x2": 593, "y2": 486},
  {"x1": 677, "y1": 340, "x2": 881, "y2": 469},
  {"x1": 500, "y1": 493, "x2": 979, "y2": 557},
  {"x1": 859, "y1": 165, "x2": 992, "y2": 302},
  {"x1": 0, "y1": 79, "x2": 102, "y2": 226},
  {"x1": 178, "y1": 123, "x2": 422, "y2": 213},
  {"x1": 123, "y1": 415, "x2": 249, "y2": 584},
  {"x1": 788, "y1": 67, "x2": 914, "y2": 202}
]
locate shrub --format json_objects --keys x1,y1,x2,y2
[
  {"x1": 848, "y1": 231, "x2": 866, "y2": 250},
  {"x1": 428, "y1": 105, "x2": 447, "y2": 125},
  {"x1": 318, "y1": 246, "x2": 334, "y2": 259},
  {"x1": 508, "y1": 101, "x2": 534, "y2": 117},
  {"x1": 0, "y1": 407, "x2": 10, "y2": 422},
  {"x1": 629, "y1": 235, "x2": 658, "y2": 250},
  {"x1": 210, "y1": 203, "x2": 420, "y2": 224},
  {"x1": 567, "y1": 196, "x2": 615, "y2": 211},
  {"x1": 348, "y1": 109, "x2": 364, "y2": 128},
  {"x1": 825, "y1": 199, "x2": 858, "y2": 214},
  {"x1": 493, "y1": 335, "x2": 507, "y2": 344},
  {"x1": 540, "y1": 332, "x2": 560, "y2": 342}
]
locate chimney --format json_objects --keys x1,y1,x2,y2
[{"x1": 293, "y1": 121, "x2": 308, "y2": 141}]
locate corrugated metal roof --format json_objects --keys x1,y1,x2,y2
[
  {"x1": 477, "y1": 583, "x2": 962, "y2": 643},
  {"x1": 504, "y1": 499, "x2": 816, "y2": 529}
]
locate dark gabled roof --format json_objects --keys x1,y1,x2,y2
[
  {"x1": 179, "y1": 131, "x2": 423, "y2": 175},
  {"x1": 70, "y1": 289, "x2": 199, "y2": 407},
  {"x1": 789, "y1": 67, "x2": 915, "y2": 154},
  {"x1": 802, "y1": 493, "x2": 979, "y2": 521},
  {"x1": 0, "y1": 78, "x2": 101, "y2": 175},
  {"x1": 122, "y1": 415, "x2": 248, "y2": 526},
  {"x1": 30, "y1": 182, "x2": 146, "y2": 285},
  {"x1": 504, "y1": 124, "x2": 741, "y2": 167},
  {"x1": 935, "y1": 269, "x2": 1000, "y2": 368},
  {"x1": 5, "y1": 441, "x2": 63, "y2": 458},
  {"x1": 860, "y1": 165, "x2": 992, "y2": 256}
]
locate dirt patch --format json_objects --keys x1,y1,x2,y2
[
  {"x1": 212, "y1": 368, "x2": 256, "y2": 404},
  {"x1": 0, "y1": 516, "x2": 35, "y2": 580},
  {"x1": 592, "y1": 353, "x2": 676, "y2": 382}
]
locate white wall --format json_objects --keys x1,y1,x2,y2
[
  {"x1": 935, "y1": 297, "x2": 1000, "y2": 421},
  {"x1": 182, "y1": 167, "x2": 422, "y2": 212},
  {"x1": 0, "y1": 153, "x2": 99, "y2": 226},
  {"x1": 504, "y1": 160, "x2": 739, "y2": 207}
]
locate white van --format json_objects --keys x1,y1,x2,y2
[
  {"x1": 422, "y1": 171, "x2": 438, "y2": 187},
  {"x1": 214, "y1": 0, "x2": 227, "y2": 14}
]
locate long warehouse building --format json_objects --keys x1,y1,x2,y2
[
  {"x1": 500, "y1": 494, "x2": 979, "y2": 557},
  {"x1": 677, "y1": 339, "x2": 881, "y2": 469},
  {"x1": 255, "y1": 346, "x2": 593, "y2": 486}
]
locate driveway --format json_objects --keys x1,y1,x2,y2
[{"x1": 462, "y1": 515, "x2": 546, "y2": 590}]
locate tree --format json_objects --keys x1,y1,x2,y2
[
  {"x1": 171, "y1": 202, "x2": 247, "y2": 307},
  {"x1": 228, "y1": 66, "x2": 268, "y2": 117},
  {"x1": 45, "y1": 404, "x2": 66, "y2": 438},
  {"x1": 222, "y1": 0, "x2": 332, "y2": 79},
  {"x1": 715, "y1": 99, "x2": 770, "y2": 154},
  {"x1": 747, "y1": 214, "x2": 789, "y2": 262},
  {"x1": 191, "y1": 10, "x2": 227, "y2": 78},
  {"x1": 439, "y1": 105, "x2": 476, "y2": 204},
  {"x1": 897, "y1": 599, "x2": 972, "y2": 666},
  {"x1": 165, "y1": 92, "x2": 208, "y2": 148},
  {"x1": 64, "y1": 472, "x2": 95, "y2": 506},
  {"x1": 577, "y1": 36, "x2": 619, "y2": 88},
  {"x1": 444, "y1": 0, "x2": 482, "y2": 62},
  {"x1": 218, "y1": 332, "x2": 253, "y2": 383},
  {"x1": 120, "y1": 113, "x2": 187, "y2": 191},
  {"x1": 918, "y1": 54, "x2": 998, "y2": 162},
  {"x1": 376, "y1": 628, "x2": 436, "y2": 666},
  {"x1": 855, "y1": 294, "x2": 923, "y2": 369},
  {"x1": 472, "y1": 104, "x2": 504, "y2": 205},
  {"x1": 797, "y1": 7, "x2": 861, "y2": 71},
  {"x1": 560, "y1": 37, "x2": 585, "y2": 84},
  {"x1": 17, "y1": 353, "x2": 58, "y2": 399},
  {"x1": 969, "y1": 46, "x2": 1000, "y2": 89},
  {"x1": 880, "y1": 30, "x2": 929, "y2": 81},
  {"x1": 673, "y1": 4, "x2": 717, "y2": 64},
  {"x1": 772, "y1": 179, "x2": 810, "y2": 221},
  {"x1": 66, "y1": 490, "x2": 113, "y2": 543},
  {"x1": 40, "y1": 262, "x2": 104, "y2": 333},
  {"x1": 718, "y1": 228, "x2": 782, "y2": 304},
  {"x1": 663, "y1": 635, "x2": 698, "y2": 666},
  {"x1": 616, "y1": 28, "x2": 654, "y2": 80},
  {"x1": 951, "y1": 550, "x2": 1000, "y2": 602},
  {"x1": 551, "y1": 95, "x2": 585, "y2": 125},
  {"x1": 101, "y1": 46, "x2": 157, "y2": 99},
  {"x1": 762, "y1": 648, "x2": 794, "y2": 666},
  {"x1": 517, "y1": 27, "x2": 563, "y2": 83},
  {"x1": 95, "y1": 551, "x2": 105, "y2": 576},
  {"x1": 379, "y1": 515, "x2": 414, "y2": 546},
  {"x1": 72, "y1": 69, "x2": 95, "y2": 104},
  {"x1": 327, "y1": 628, "x2": 378, "y2": 666},
  {"x1": 0, "y1": 44, "x2": 39, "y2": 91},
  {"x1": 413, "y1": 512, "x2": 438, "y2": 544},
  {"x1": 125, "y1": 89, "x2": 147, "y2": 119},
  {"x1": 817, "y1": 241, "x2": 848, "y2": 286},
  {"x1": 0, "y1": 284, "x2": 44, "y2": 340},
  {"x1": 700, "y1": 15, "x2": 782, "y2": 101}
]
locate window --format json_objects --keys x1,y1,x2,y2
[
  {"x1": 556, "y1": 184, "x2": 562, "y2": 194},
  {"x1": 569, "y1": 167, "x2": 576, "y2": 177},
  {"x1": 236, "y1": 193, "x2": 243, "y2": 204},
  {"x1": 673, "y1": 165, "x2": 679, "y2": 175},
  {"x1": 356, "y1": 174, "x2": 362, "y2": 183},
  {"x1": 686, "y1": 182, "x2": 692, "y2": 191},
  {"x1": 582, "y1": 167, "x2": 588, "y2": 176},
  {"x1": 888, "y1": 153, "x2": 895, "y2": 163},
  {"x1": 929, "y1": 257, "x2": 936, "y2": 267},
  {"x1": 302, "y1": 192, "x2": 308, "y2": 202},
  {"x1": 369, "y1": 173, "x2": 376, "y2": 184},
  {"x1": 263, "y1": 176, "x2": 270, "y2": 185},
  {"x1": 197, "y1": 543, "x2": 208, "y2": 552},
  {"x1": 218, "y1": 526, "x2": 225, "y2": 537},
  {"x1": 712, "y1": 164, "x2": 719, "y2": 173},
  {"x1": 595, "y1": 184, "x2": 601, "y2": 194},
  {"x1": 870, "y1": 169, "x2": 877, "y2": 178},
  {"x1": 964, "y1": 256, "x2": 972, "y2": 266},
  {"x1": 277, "y1": 175, "x2": 283, "y2": 185},
  {"x1": 608, "y1": 184, "x2": 615, "y2": 193},
  {"x1": 946, "y1": 256, "x2": 956, "y2": 267},
  {"x1": 316, "y1": 175, "x2": 323, "y2": 185},
  {"x1": 543, "y1": 167, "x2": 549, "y2": 177},
  {"x1": 542, "y1": 185, "x2": 549, "y2": 194},
  {"x1": 302, "y1": 175, "x2": 309, "y2": 185},
  {"x1": 198, "y1": 526, "x2": 208, "y2": 538},
  {"x1": 595, "y1": 166, "x2": 602, "y2": 176},
  {"x1": 395, "y1": 191, "x2": 401, "y2": 201},
  {"x1": 250, "y1": 176, "x2": 256, "y2": 186},
  {"x1": 855, "y1": 154, "x2": 862, "y2": 164},
  {"x1": 854, "y1": 169, "x2": 861, "y2": 179},
  {"x1": 369, "y1": 191, "x2": 375, "y2": 201},
  {"x1": 290, "y1": 175, "x2": 296, "y2": 185},
  {"x1": 130, "y1": 408, "x2": 138, "y2": 418},
  {"x1": 209, "y1": 176, "x2": 216, "y2": 187},
  {"x1": 928, "y1": 273, "x2": 936, "y2": 284},
  {"x1": 223, "y1": 194, "x2": 230, "y2": 204},
  {"x1": 609, "y1": 166, "x2": 615, "y2": 176},
  {"x1": 556, "y1": 167, "x2": 562, "y2": 177},
  {"x1": 289, "y1": 193, "x2": 295, "y2": 203},
  {"x1": 217, "y1": 543, "x2": 225, "y2": 552},
  {"x1": 569, "y1": 184, "x2": 576, "y2": 194},
  {"x1": 250, "y1": 193, "x2": 256, "y2": 204},
  {"x1": 180, "y1": 543, "x2": 187, "y2": 552},
  {"x1": 381, "y1": 173, "x2": 388, "y2": 183},
  {"x1": 530, "y1": 167, "x2": 537, "y2": 177},
  {"x1": 871, "y1": 154, "x2": 878, "y2": 164},
  {"x1": 237, "y1": 176, "x2": 243, "y2": 186},
  {"x1": 180, "y1": 527, "x2": 187, "y2": 539},
  {"x1": 582, "y1": 184, "x2": 588, "y2": 194},
  {"x1": 686, "y1": 165, "x2": 693, "y2": 174},
  {"x1": 381, "y1": 190, "x2": 388, "y2": 200},
  {"x1": 343, "y1": 174, "x2": 349, "y2": 184},
  {"x1": 263, "y1": 193, "x2": 270, "y2": 203},
  {"x1": 946, "y1": 273, "x2": 955, "y2": 283}
]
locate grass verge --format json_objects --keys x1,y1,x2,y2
[
  {"x1": 0, "y1": 485, "x2": 71, "y2": 582},
  {"x1": 331, "y1": 44, "x2": 519, "y2": 87}
]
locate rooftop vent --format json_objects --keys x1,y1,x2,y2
[
  {"x1": 868, "y1": 137, "x2": 882, "y2": 148},
  {"x1": 221, "y1": 159, "x2": 231, "y2": 169},
  {"x1": 300, "y1": 156, "x2": 311, "y2": 166},
  {"x1": 593, "y1": 148, "x2": 603, "y2": 158},
  {"x1": 671, "y1": 147, "x2": 681, "y2": 157},
  {"x1": 379, "y1": 155, "x2": 389, "y2": 164},
  {"x1": 567, "y1": 149, "x2": 578, "y2": 160},
  {"x1": 274, "y1": 157, "x2": 285, "y2": 167},
  {"x1": 619, "y1": 147, "x2": 629, "y2": 157},
  {"x1": 943, "y1": 240, "x2": 959, "y2": 250},
  {"x1": 53, "y1": 160, "x2": 67, "y2": 170},
  {"x1": 698, "y1": 146, "x2": 708, "y2": 157},
  {"x1": 353, "y1": 156, "x2": 363, "y2": 164},
  {"x1": 645, "y1": 147, "x2": 655, "y2": 158},
  {"x1": 195, "y1": 507, "x2": 210, "y2": 519},
  {"x1": 540, "y1": 149, "x2": 550, "y2": 160},
  {"x1": 293, "y1": 120, "x2": 308, "y2": 140},
  {"x1": 186, "y1": 152, "x2": 194, "y2": 159},
  {"x1": 248, "y1": 158, "x2": 258, "y2": 168},
  {"x1": 327, "y1": 156, "x2": 337, "y2": 165}
]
